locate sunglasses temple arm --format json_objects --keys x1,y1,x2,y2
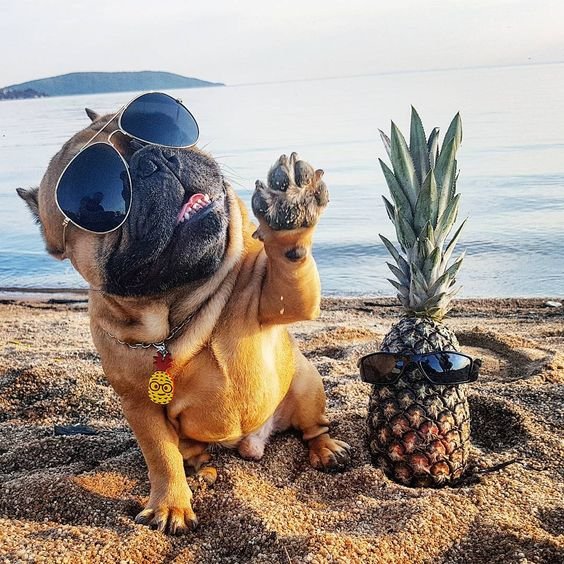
[{"x1": 61, "y1": 217, "x2": 70, "y2": 258}]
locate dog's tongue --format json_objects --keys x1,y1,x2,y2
[{"x1": 177, "y1": 193, "x2": 206, "y2": 222}]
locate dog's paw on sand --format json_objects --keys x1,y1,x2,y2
[
  {"x1": 308, "y1": 434, "x2": 352, "y2": 472},
  {"x1": 135, "y1": 504, "x2": 198, "y2": 535}
]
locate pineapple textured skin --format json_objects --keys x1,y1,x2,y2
[{"x1": 366, "y1": 317, "x2": 471, "y2": 487}]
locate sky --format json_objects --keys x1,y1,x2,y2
[{"x1": 1, "y1": 0, "x2": 563, "y2": 87}]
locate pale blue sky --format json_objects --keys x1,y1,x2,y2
[{"x1": 1, "y1": 0, "x2": 562, "y2": 86}]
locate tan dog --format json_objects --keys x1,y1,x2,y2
[{"x1": 18, "y1": 107, "x2": 351, "y2": 534}]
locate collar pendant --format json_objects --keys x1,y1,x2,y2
[{"x1": 148, "y1": 344, "x2": 175, "y2": 405}]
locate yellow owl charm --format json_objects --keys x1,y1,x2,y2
[{"x1": 148, "y1": 370, "x2": 174, "y2": 404}]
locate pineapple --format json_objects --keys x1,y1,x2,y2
[{"x1": 366, "y1": 108, "x2": 470, "y2": 487}]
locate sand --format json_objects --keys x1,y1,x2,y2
[{"x1": 0, "y1": 296, "x2": 562, "y2": 563}]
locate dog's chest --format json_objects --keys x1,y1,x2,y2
[{"x1": 167, "y1": 336, "x2": 295, "y2": 444}]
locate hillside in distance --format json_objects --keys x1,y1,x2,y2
[{"x1": 0, "y1": 71, "x2": 223, "y2": 99}]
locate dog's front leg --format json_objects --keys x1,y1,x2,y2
[
  {"x1": 252, "y1": 152, "x2": 328, "y2": 325},
  {"x1": 121, "y1": 399, "x2": 197, "y2": 534},
  {"x1": 252, "y1": 153, "x2": 352, "y2": 472}
]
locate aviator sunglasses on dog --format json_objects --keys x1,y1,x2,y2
[
  {"x1": 55, "y1": 91, "x2": 199, "y2": 236},
  {"x1": 358, "y1": 351, "x2": 481, "y2": 386}
]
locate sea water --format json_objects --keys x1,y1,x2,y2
[{"x1": 1, "y1": 63, "x2": 563, "y2": 296}]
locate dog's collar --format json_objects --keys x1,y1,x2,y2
[{"x1": 102, "y1": 310, "x2": 196, "y2": 356}]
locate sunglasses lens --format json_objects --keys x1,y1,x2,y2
[
  {"x1": 120, "y1": 92, "x2": 199, "y2": 147},
  {"x1": 360, "y1": 353, "x2": 403, "y2": 385},
  {"x1": 419, "y1": 353, "x2": 472, "y2": 384},
  {"x1": 56, "y1": 144, "x2": 131, "y2": 233}
]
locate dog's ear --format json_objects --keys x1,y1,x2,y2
[
  {"x1": 17, "y1": 186, "x2": 65, "y2": 259},
  {"x1": 85, "y1": 107, "x2": 100, "y2": 122},
  {"x1": 17, "y1": 187, "x2": 40, "y2": 224}
]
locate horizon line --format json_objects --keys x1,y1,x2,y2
[{"x1": 227, "y1": 59, "x2": 564, "y2": 88}]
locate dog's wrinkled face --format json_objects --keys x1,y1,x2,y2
[
  {"x1": 105, "y1": 142, "x2": 229, "y2": 296},
  {"x1": 18, "y1": 110, "x2": 230, "y2": 297}
]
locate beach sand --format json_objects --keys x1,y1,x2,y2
[{"x1": 0, "y1": 297, "x2": 562, "y2": 563}]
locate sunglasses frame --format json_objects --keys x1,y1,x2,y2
[
  {"x1": 55, "y1": 136, "x2": 133, "y2": 236},
  {"x1": 358, "y1": 350, "x2": 480, "y2": 386},
  {"x1": 117, "y1": 91, "x2": 200, "y2": 150},
  {"x1": 55, "y1": 91, "x2": 199, "y2": 237}
]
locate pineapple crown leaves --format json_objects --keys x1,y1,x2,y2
[{"x1": 379, "y1": 107, "x2": 466, "y2": 321}]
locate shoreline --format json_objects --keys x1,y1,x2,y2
[{"x1": 0, "y1": 287, "x2": 561, "y2": 304}]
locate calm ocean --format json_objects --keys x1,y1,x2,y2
[{"x1": 1, "y1": 63, "x2": 563, "y2": 297}]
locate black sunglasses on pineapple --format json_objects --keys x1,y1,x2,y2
[
  {"x1": 358, "y1": 351, "x2": 481, "y2": 386},
  {"x1": 55, "y1": 91, "x2": 200, "y2": 236}
]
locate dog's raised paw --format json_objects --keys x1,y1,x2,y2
[
  {"x1": 308, "y1": 434, "x2": 352, "y2": 473},
  {"x1": 135, "y1": 504, "x2": 198, "y2": 535},
  {"x1": 252, "y1": 152, "x2": 329, "y2": 231}
]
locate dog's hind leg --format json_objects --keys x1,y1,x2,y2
[
  {"x1": 280, "y1": 351, "x2": 352, "y2": 472},
  {"x1": 179, "y1": 439, "x2": 217, "y2": 485}
]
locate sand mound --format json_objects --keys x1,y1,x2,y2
[{"x1": 0, "y1": 298, "x2": 563, "y2": 563}]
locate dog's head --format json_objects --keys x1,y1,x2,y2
[{"x1": 17, "y1": 108, "x2": 230, "y2": 297}]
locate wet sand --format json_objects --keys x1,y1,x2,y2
[{"x1": 0, "y1": 297, "x2": 563, "y2": 563}]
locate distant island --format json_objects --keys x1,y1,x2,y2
[
  {"x1": 0, "y1": 71, "x2": 224, "y2": 100},
  {"x1": 0, "y1": 88, "x2": 46, "y2": 100}
]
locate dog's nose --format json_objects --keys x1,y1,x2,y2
[
  {"x1": 137, "y1": 158, "x2": 158, "y2": 178},
  {"x1": 129, "y1": 145, "x2": 180, "y2": 178},
  {"x1": 162, "y1": 148, "x2": 180, "y2": 169}
]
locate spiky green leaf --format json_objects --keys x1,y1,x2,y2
[
  {"x1": 388, "y1": 279, "x2": 410, "y2": 298},
  {"x1": 427, "y1": 127, "x2": 440, "y2": 169},
  {"x1": 380, "y1": 235, "x2": 410, "y2": 277},
  {"x1": 409, "y1": 107, "x2": 429, "y2": 185},
  {"x1": 414, "y1": 170, "x2": 439, "y2": 232},
  {"x1": 442, "y1": 113, "x2": 463, "y2": 154},
  {"x1": 379, "y1": 129, "x2": 392, "y2": 160},
  {"x1": 387, "y1": 263, "x2": 410, "y2": 288},
  {"x1": 435, "y1": 193, "x2": 460, "y2": 244},
  {"x1": 435, "y1": 138, "x2": 457, "y2": 217},
  {"x1": 450, "y1": 161, "x2": 459, "y2": 201},
  {"x1": 423, "y1": 247, "x2": 441, "y2": 280},
  {"x1": 382, "y1": 196, "x2": 395, "y2": 222},
  {"x1": 427, "y1": 255, "x2": 464, "y2": 297},
  {"x1": 410, "y1": 263, "x2": 429, "y2": 293},
  {"x1": 398, "y1": 294, "x2": 410, "y2": 308},
  {"x1": 394, "y1": 209, "x2": 417, "y2": 251},
  {"x1": 425, "y1": 222, "x2": 436, "y2": 246},
  {"x1": 418, "y1": 232, "x2": 434, "y2": 259},
  {"x1": 379, "y1": 159, "x2": 413, "y2": 217},
  {"x1": 409, "y1": 277, "x2": 429, "y2": 309},
  {"x1": 442, "y1": 219, "x2": 466, "y2": 267},
  {"x1": 390, "y1": 122, "x2": 419, "y2": 208},
  {"x1": 421, "y1": 292, "x2": 448, "y2": 310}
]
